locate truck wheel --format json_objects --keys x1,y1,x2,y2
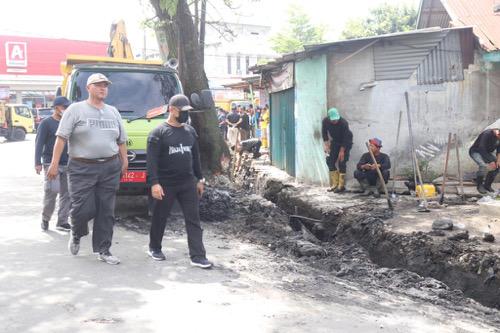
[{"x1": 11, "y1": 128, "x2": 26, "y2": 141}]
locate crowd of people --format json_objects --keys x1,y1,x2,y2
[{"x1": 217, "y1": 103, "x2": 269, "y2": 155}]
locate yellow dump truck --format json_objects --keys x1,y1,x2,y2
[{"x1": 0, "y1": 102, "x2": 35, "y2": 141}]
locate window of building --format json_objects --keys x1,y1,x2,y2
[
  {"x1": 245, "y1": 56, "x2": 250, "y2": 74},
  {"x1": 236, "y1": 54, "x2": 241, "y2": 75},
  {"x1": 227, "y1": 55, "x2": 232, "y2": 74}
]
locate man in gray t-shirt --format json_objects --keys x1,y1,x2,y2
[{"x1": 47, "y1": 73, "x2": 128, "y2": 265}]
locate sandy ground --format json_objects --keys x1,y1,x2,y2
[{"x1": 0, "y1": 135, "x2": 499, "y2": 333}]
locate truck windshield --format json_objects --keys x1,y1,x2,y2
[{"x1": 72, "y1": 71, "x2": 180, "y2": 118}]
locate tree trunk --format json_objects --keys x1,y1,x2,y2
[
  {"x1": 199, "y1": 0, "x2": 207, "y2": 68},
  {"x1": 150, "y1": 0, "x2": 227, "y2": 174}
]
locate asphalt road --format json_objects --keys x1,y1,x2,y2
[{"x1": 0, "y1": 134, "x2": 498, "y2": 333}]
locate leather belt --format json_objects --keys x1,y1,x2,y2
[{"x1": 72, "y1": 154, "x2": 119, "y2": 164}]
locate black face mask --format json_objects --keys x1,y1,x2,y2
[{"x1": 176, "y1": 110, "x2": 189, "y2": 123}]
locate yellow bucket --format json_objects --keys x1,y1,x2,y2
[{"x1": 416, "y1": 184, "x2": 436, "y2": 198}]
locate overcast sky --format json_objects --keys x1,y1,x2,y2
[{"x1": 2, "y1": 0, "x2": 420, "y2": 50}]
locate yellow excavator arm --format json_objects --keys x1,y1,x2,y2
[{"x1": 108, "y1": 20, "x2": 134, "y2": 59}]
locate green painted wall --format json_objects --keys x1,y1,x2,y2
[{"x1": 295, "y1": 54, "x2": 329, "y2": 185}]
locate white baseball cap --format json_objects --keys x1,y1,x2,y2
[{"x1": 86, "y1": 73, "x2": 112, "y2": 86}]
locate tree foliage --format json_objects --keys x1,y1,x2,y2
[
  {"x1": 270, "y1": 5, "x2": 324, "y2": 54},
  {"x1": 341, "y1": 3, "x2": 417, "y2": 40}
]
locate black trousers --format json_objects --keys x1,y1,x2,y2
[
  {"x1": 67, "y1": 157, "x2": 121, "y2": 253},
  {"x1": 354, "y1": 169, "x2": 390, "y2": 186},
  {"x1": 326, "y1": 145, "x2": 351, "y2": 173},
  {"x1": 149, "y1": 180, "x2": 206, "y2": 260}
]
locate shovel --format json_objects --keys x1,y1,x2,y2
[
  {"x1": 439, "y1": 133, "x2": 452, "y2": 205},
  {"x1": 391, "y1": 110, "x2": 403, "y2": 202}
]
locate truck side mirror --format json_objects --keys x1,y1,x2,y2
[
  {"x1": 55, "y1": 86, "x2": 62, "y2": 97},
  {"x1": 190, "y1": 93, "x2": 202, "y2": 109},
  {"x1": 190, "y1": 90, "x2": 214, "y2": 110}
]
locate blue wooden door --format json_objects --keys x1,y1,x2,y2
[{"x1": 270, "y1": 88, "x2": 295, "y2": 176}]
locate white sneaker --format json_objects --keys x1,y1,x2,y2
[{"x1": 98, "y1": 252, "x2": 120, "y2": 265}]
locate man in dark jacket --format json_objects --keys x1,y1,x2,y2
[
  {"x1": 147, "y1": 94, "x2": 212, "y2": 268},
  {"x1": 34, "y1": 96, "x2": 71, "y2": 231},
  {"x1": 469, "y1": 128, "x2": 500, "y2": 194},
  {"x1": 322, "y1": 107, "x2": 353, "y2": 193},
  {"x1": 354, "y1": 138, "x2": 391, "y2": 198}
]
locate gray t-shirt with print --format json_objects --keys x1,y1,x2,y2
[{"x1": 56, "y1": 101, "x2": 127, "y2": 159}]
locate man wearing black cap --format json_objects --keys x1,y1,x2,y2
[
  {"x1": 35, "y1": 96, "x2": 71, "y2": 231},
  {"x1": 354, "y1": 138, "x2": 391, "y2": 198},
  {"x1": 147, "y1": 94, "x2": 212, "y2": 268}
]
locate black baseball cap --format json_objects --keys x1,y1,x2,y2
[
  {"x1": 53, "y1": 96, "x2": 71, "y2": 108},
  {"x1": 168, "y1": 94, "x2": 193, "y2": 111}
]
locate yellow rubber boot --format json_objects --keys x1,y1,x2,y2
[
  {"x1": 334, "y1": 173, "x2": 346, "y2": 193},
  {"x1": 327, "y1": 171, "x2": 339, "y2": 192}
]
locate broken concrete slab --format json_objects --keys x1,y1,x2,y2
[
  {"x1": 432, "y1": 218, "x2": 454, "y2": 231},
  {"x1": 448, "y1": 230, "x2": 469, "y2": 241},
  {"x1": 483, "y1": 233, "x2": 495, "y2": 243},
  {"x1": 479, "y1": 199, "x2": 500, "y2": 217}
]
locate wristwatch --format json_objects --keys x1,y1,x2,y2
[{"x1": 198, "y1": 178, "x2": 206, "y2": 184}]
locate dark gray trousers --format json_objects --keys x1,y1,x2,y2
[
  {"x1": 149, "y1": 180, "x2": 206, "y2": 260},
  {"x1": 42, "y1": 164, "x2": 70, "y2": 226},
  {"x1": 67, "y1": 158, "x2": 121, "y2": 253}
]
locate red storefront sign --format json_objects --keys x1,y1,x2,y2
[{"x1": 0, "y1": 35, "x2": 108, "y2": 76}]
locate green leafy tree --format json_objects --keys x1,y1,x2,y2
[
  {"x1": 270, "y1": 5, "x2": 325, "y2": 54},
  {"x1": 341, "y1": 3, "x2": 417, "y2": 40}
]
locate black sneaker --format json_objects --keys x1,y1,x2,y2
[
  {"x1": 68, "y1": 231, "x2": 80, "y2": 255},
  {"x1": 56, "y1": 223, "x2": 71, "y2": 232},
  {"x1": 41, "y1": 220, "x2": 49, "y2": 231},
  {"x1": 190, "y1": 257, "x2": 213, "y2": 269},
  {"x1": 148, "y1": 249, "x2": 166, "y2": 261}
]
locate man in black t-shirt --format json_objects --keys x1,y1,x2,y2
[
  {"x1": 469, "y1": 128, "x2": 500, "y2": 194},
  {"x1": 239, "y1": 107, "x2": 251, "y2": 141},
  {"x1": 354, "y1": 138, "x2": 391, "y2": 198},
  {"x1": 146, "y1": 94, "x2": 212, "y2": 268},
  {"x1": 322, "y1": 107, "x2": 353, "y2": 193}
]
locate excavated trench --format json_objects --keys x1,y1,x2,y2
[{"x1": 220, "y1": 155, "x2": 500, "y2": 311}]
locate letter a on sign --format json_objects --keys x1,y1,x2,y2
[{"x1": 6, "y1": 42, "x2": 28, "y2": 67}]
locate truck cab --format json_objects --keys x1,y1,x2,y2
[
  {"x1": 60, "y1": 55, "x2": 183, "y2": 194},
  {"x1": 0, "y1": 103, "x2": 35, "y2": 141}
]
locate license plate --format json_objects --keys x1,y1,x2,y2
[{"x1": 120, "y1": 171, "x2": 147, "y2": 183}]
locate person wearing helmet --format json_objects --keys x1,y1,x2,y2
[{"x1": 321, "y1": 107, "x2": 353, "y2": 193}]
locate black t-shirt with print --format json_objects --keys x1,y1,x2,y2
[{"x1": 147, "y1": 122, "x2": 203, "y2": 186}]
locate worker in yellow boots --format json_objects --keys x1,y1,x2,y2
[{"x1": 322, "y1": 107, "x2": 353, "y2": 193}]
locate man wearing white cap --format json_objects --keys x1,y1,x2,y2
[{"x1": 47, "y1": 73, "x2": 128, "y2": 265}]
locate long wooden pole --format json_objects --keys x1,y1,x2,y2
[
  {"x1": 405, "y1": 92, "x2": 428, "y2": 210},
  {"x1": 454, "y1": 133, "x2": 465, "y2": 200},
  {"x1": 391, "y1": 110, "x2": 403, "y2": 194},
  {"x1": 439, "y1": 133, "x2": 452, "y2": 205}
]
